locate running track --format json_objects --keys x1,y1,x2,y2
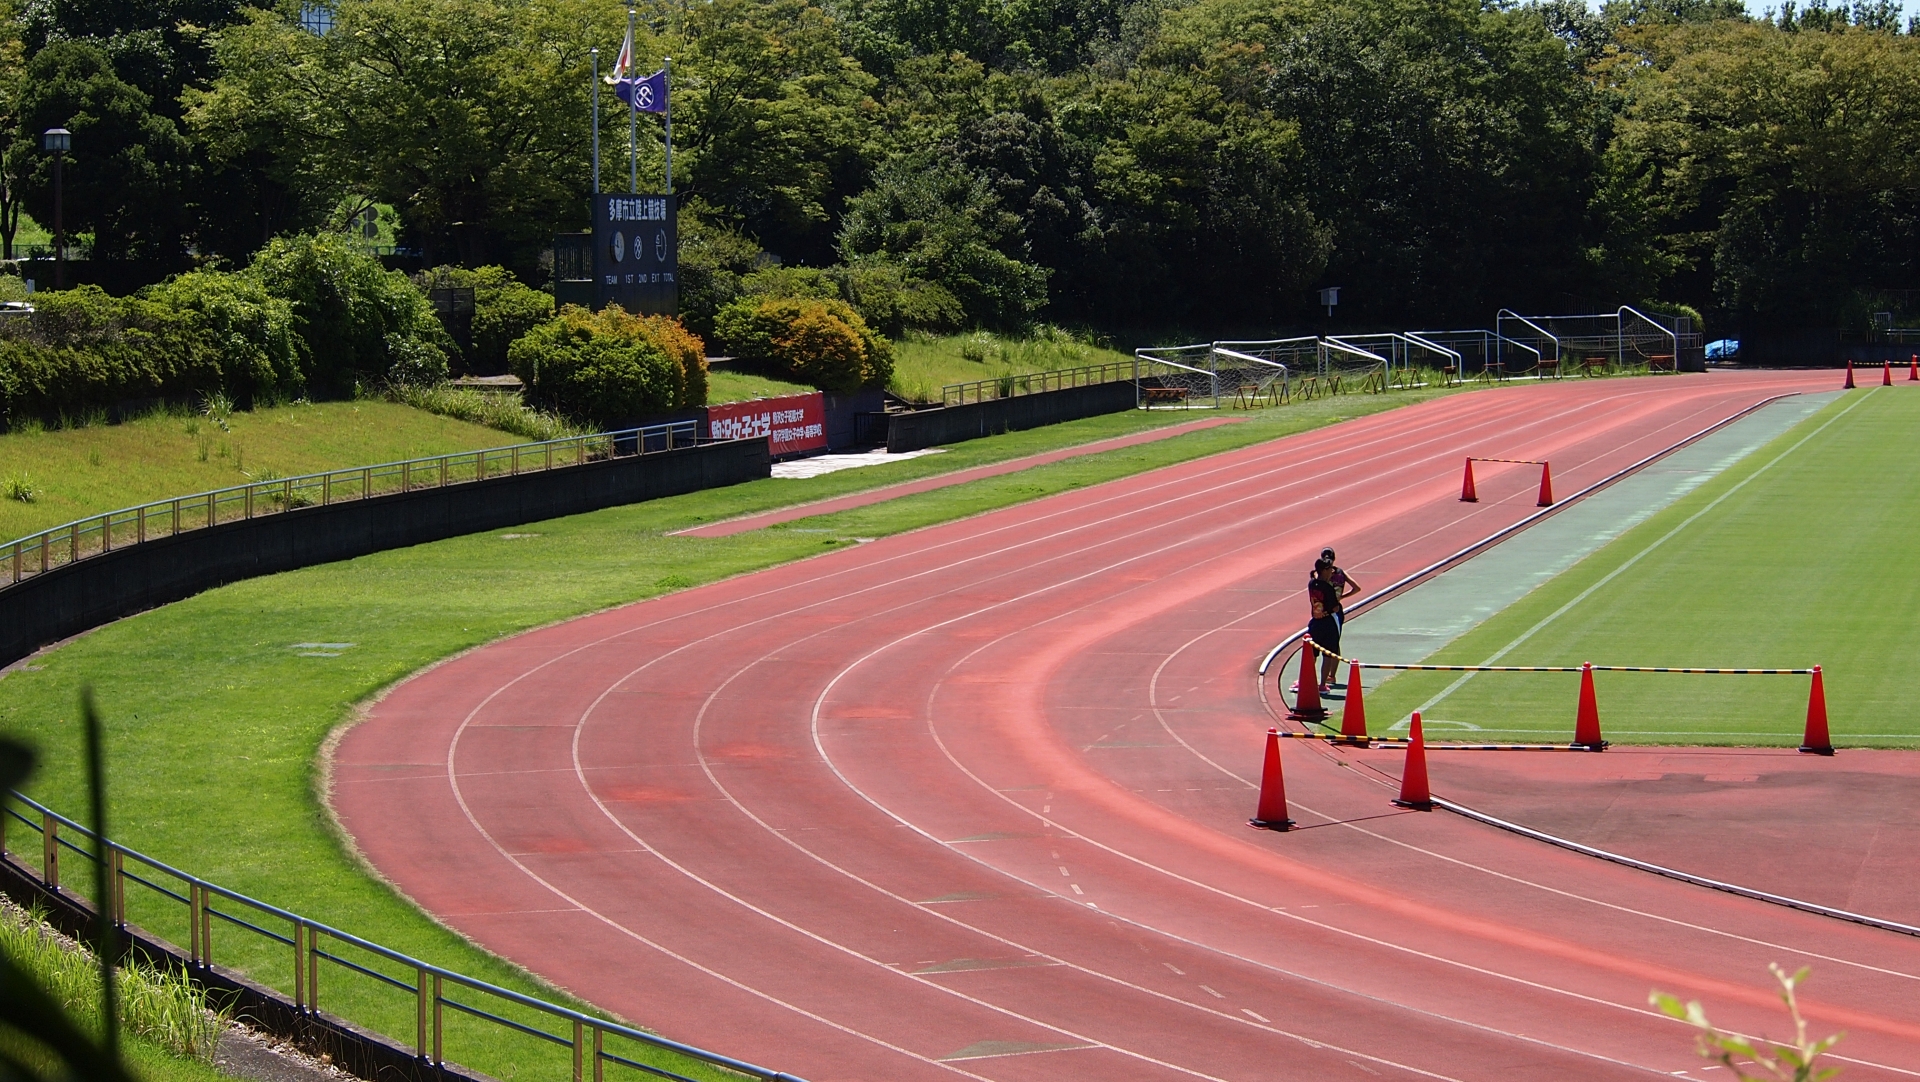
[{"x1": 332, "y1": 371, "x2": 1920, "y2": 1081}]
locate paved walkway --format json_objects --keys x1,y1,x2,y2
[{"x1": 673, "y1": 416, "x2": 1243, "y2": 538}]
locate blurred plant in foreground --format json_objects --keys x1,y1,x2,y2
[{"x1": 1651, "y1": 964, "x2": 1842, "y2": 1081}]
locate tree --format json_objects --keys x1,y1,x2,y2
[
  {"x1": 192, "y1": 0, "x2": 618, "y2": 276},
  {"x1": 1593, "y1": 17, "x2": 1920, "y2": 330},
  {"x1": 10, "y1": 39, "x2": 191, "y2": 262}
]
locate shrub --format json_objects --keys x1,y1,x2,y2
[
  {"x1": 674, "y1": 204, "x2": 766, "y2": 339},
  {"x1": 714, "y1": 296, "x2": 893, "y2": 393},
  {"x1": 141, "y1": 269, "x2": 304, "y2": 403},
  {"x1": 414, "y1": 265, "x2": 554, "y2": 373},
  {"x1": 0, "y1": 285, "x2": 224, "y2": 425},
  {"x1": 508, "y1": 306, "x2": 705, "y2": 426},
  {"x1": 245, "y1": 232, "x2": 451, "y2": 394}
]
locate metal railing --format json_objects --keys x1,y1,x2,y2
[
  {"x1": 2, "y1": 421, "x2": 701, "y2": 591},
  {"x1": 939, "y1": 360, "x2": 1137, "y2": 407},
  {"x1": 1, "y1": 791, "x2": 806, "y2": 1082}
]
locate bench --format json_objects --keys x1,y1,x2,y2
[
  {"x1": 1648, "y1": 354, "x2": 1676, "y2": 372},
  {"x1": 1536, "y1": 357, "x2": 1562, "y2": 379},
  {"x1": 1143, "y1": 386, "x2": 1187, "y2": 406},
  {"x1": 1581, "y1": 355, "x2": 1610, "y2": 376}
]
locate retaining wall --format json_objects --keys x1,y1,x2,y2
[
  {"x1": 886, "y1": 381, "x2": 1138, "y2": 453},
  {"x1": 0, "y1": 439, "x2": 770, "y2": 669}
]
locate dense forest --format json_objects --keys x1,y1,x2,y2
[{"x1": 1, "y1": 0, "x2": 1917, "y2": 339}]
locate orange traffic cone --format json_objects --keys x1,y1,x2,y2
[
  {"x1": 1340, "y1": 660, "x2": 1368, "y2": 740},
  {"x1": 1536, "y1": 462, "x2": 1554, "y2": 507},
  {"x1": 1844, "y1": 361, "x2": 1856, "y2": 389},
  {"x1": 1392, "y1": 712, "x2": 1433, "y2": 810},
  {"x1": 1287, "y1": 642, "x2": 1327, "y2": 722},
  {"x1": 1460, "y1": 458, "x2": 1478, "y2": 502},
  {"x1": 1799, "y1": 665, "x2": 1833, "y2": 755},
  {"x1": 1909, "y1": 355, "x2": 1917, "y2": 381},
  {"x1": 1249, "y1": 728, "x2": 1297, "y2": 830},
  {"x1": 1886, "y1": 361, "x2": 1895, "y2": 387},
  {"x1": 1572, "y1": 662, "x2": 1607, "y2": 750}
]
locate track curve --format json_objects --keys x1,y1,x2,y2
[{"x1": 332, "y1": 371, "x2": 1920, "y2": 1080}]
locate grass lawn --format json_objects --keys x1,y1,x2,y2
[
  {"x1": 705, "y1": 367, "x2": 815, "y2": 403},
  {"x1": 887, "y1": 330, "x2": 1135, "y2": 403},
  {"x1": 0, "y1": 402, "x2": 520, "y2": 543},
  {"x1": 0, "y1": 385, "x2": 1475, "y2": 1078},
  {"x1": 1363, "y1": 387, "x2": 1920, "y2": 748}
]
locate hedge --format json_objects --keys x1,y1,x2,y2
[
  {"x1": 508, "y1": 306, "x2": 707, "y2": 427},
  {"x1": 714, "y1": 296, "x2": 893, "y2": 393}
]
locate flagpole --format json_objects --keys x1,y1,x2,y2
[
  {"x1": 664, "y1": 57, "x2": 673, "y2": 194},
  {"x1": 590, "y1": 48, "x2": 600, "y2": 195},
  {"x1": 627, "y1": 8, "x2": 638, "y2": 194}
]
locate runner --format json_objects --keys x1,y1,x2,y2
[
  {"x1": 1320, "y1": 547, "x2": 1362, "y2": 618},
  {"x1": 1308, "y1": 559, "x2": 1342, "y2": 694}
]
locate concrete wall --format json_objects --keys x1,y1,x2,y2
[
  {"x1": 887, "y1": 381, "x2": 1137, "y2": 453},
  {"x1": 0, "y1": 439, "x2": 769, "y2": 669}
]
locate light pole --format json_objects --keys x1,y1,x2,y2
[{"x1": 41, "y1": 128, "x2": 70, "y2": 290}]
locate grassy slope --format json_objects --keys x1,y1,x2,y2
[
  {"x1": 0, "y1": 402, "x2": 521, "y2": 542},
  {"x1": 1363, "y1": 387, "x2": 1920, "y2": 747},
  {"x1": 0, "y1": 385, "x2": 1467, "y2": 1078},
  {"x1": 887, "y1": 331, "x2": 1134, "y2": 403},
  {"x1": 705, "y1": 368, "x2": 814, "y2": 403}
]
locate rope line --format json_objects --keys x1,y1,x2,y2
[{"x1": 1301, "y1": 639, "x2": 1811, "y2": 675}]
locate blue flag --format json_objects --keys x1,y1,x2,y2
[{"x1": 616, "y1": 69, "x2": 668, "y2": 114}]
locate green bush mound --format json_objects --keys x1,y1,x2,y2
[
  {"x1": 247, "y1": 233, "x2": 451, "y2": 395},
  {"x1": 0, "y1": 234, "x2": 453, "y2": 431},
  {"x1": 715, "y1": 296, "x2": 893, "y2": 393},
  {"x1": 508, "y1": 306, "x2": 707, "y2": 427},
  {"x1": 414, "y1": 265, "x2": 554, "y2": 374}
]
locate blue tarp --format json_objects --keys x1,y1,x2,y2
[{"x1": 1705, "y1": 339, "x2": 1740, "y2": 359}]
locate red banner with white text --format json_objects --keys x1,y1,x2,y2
[{"x1": 706, "y1": 392, "x2": 827, "y2": 456}]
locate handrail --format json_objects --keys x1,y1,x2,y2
[
  {"x1": 938, "y1": 360, "x2": 1135, "y2": 408},
  {"x1": 1, "y1": 790, "x2": 809, "y2": 1082},
  {"x1": 2, "y1": 420, "x2": 702, "y2": 591}
]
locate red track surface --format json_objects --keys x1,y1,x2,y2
[{"x1": 333, "y1": 371, "x2": 1920, "y2": 1081}]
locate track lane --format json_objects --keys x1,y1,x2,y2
[{"x1": 333, "y1": 371, "x2": 1920, "y2": 1080}]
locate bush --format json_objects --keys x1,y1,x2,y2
[
  {"x1": 675, "y1": 204, "x2": 766, "y2": 340},
  {"x1": 0, "y1": 285, "x2": 223, "y2": 425},
  {"x1": 414, "y1": 265, "x2": 554, "y2": 373},
  {"x1": 141, "y1": 270, "x2": 304, "y2": 403},
  {"x1": 714, "y1": 296, "x2": 893, "y2": 393},
  {"x1": 508, "y1": 306, "x2": 707, "y2": 426},
  {"x1": 245, "y1": 232, "x2": 451, "y2": 394}
]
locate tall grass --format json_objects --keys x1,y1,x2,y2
[
  {"x1": 386, "y1": 384, "x2": 586, "y2": 442},
  {"x1": 0, "y1": 899, "x2": 226, "y2": 1063},
  {"x1": 890, "y1": 327, "x2": 1132, "y2": 404}
]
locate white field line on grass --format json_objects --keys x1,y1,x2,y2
[{"x1": 1396, "y1": 390, "x2": 1876, "y2": 726}]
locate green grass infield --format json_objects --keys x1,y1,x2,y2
[
  {"x1": 1363, "y1": 387, "x2": 1920, "y2": 749},
  {"x1": 0, "y1": 385, "x2": 1466, "y2": 1080}
]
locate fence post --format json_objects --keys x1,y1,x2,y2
[
  {"x1": 362, "y1": 467, "x2": 370, "y2": 500},
  {"x1": 136, "y1": 505, "x2": 145, "y2": 544},
  {"x1": 439, "y1": 457, "x2": 448, "y2": 487},
  {"x1": 110, "y1": 848, "x2": 125, "y2": 924},
  {"x1": 206, "y1": 491, "x2": 216, "y2": 529},
  {"x1": 293, "y1": 920, "x2": 305, "y2": 1011},
  {"x1": 594, "y1": 1026, "x2": 604, "y2": 1082},
  {"x1": 432, "y1": 973, "x2": 442, "y2": 1065},
  {"x1": 416, "y1": 966, "x2": 429, "y2": 1059},
  {"x1": 245, "y1": 484, "x2": 254, "y2": 519},
  {"x1": 41, "y1": 812, "x2": 57, "y2": 889},
  {"x1": 573, "y1": 1020, "x2": 584, "y2": 1082},
  {"x1": 10, "y1": 541, "x2": 18, "y2": 583},
  {"x1": 188, "y1": 882, "x2": 202, "y2": 964},
  {"x1": 69, "y1": 522, "x2": 79, "y2": 564}
]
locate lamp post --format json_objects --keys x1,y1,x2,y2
[{"x1": 41, "y1": 128, "x2": 70, "y2": 290}]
